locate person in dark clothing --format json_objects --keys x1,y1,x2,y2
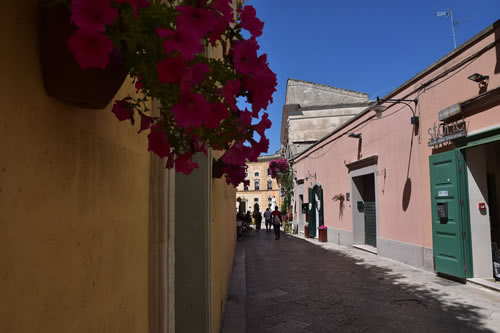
[
  {"x1": 236, "y1": 211, "x2": 244, "y2": 240},
  {"x1": 263, "y1": 208, "x2": 272, "y2": 232},
  {"x1": 271, "y1": 206, "x2": 282, "y2": 240},
  {"x1": 253, "y1": 204, "x2": 262, "y2": 231},
  {"x1": 245, "y1": 211, "x2": 252, "y2": 226}
]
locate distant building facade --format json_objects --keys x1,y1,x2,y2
[
  {"x1": 280, "y1": 79, "x2": 371, "y2": 159},
  {"x1": 236, "y1": 154, "x2": 282, "y2": 213}
]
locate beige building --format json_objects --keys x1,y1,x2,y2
[
  {"x1": 281, "y1": 79, "x2": 371, "y2": 159},
  {"x1": 236, "y1": 154, "x2": 283, "y2": 213}
]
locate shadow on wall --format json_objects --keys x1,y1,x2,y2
[
  {"x1": 402, "y1": 178, "x2": 412, "y2": 211},
  {"x1": 242, "y1": 234, "x2": 495, "y2": 332},
  {"x1": 402, "y1": 118, "x2": 416, "y2": 212}
]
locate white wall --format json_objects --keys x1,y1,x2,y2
[{"x1": 466, "y1": 146, "x2": 493, "y2": 278}]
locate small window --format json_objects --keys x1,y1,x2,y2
[
  {"x1": 244, "y1": 184, "x2": 249, "y2": 191},
  {"x1": 267, "y1": 180, "x2": 272, "y2": 190},
  {"x1": 254, "y1": 198, "x2": 259, "y2": 202},
  {"x1": 267, "y1": 168, "x2": 271, "y2": 176},
  {"x1": 254, "y1": 171, "x2": 259, "y2": 177},
  {"x1": 254, "y1": 179, "x2": 260, "y2": 191}
]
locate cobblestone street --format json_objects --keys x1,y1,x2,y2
[{"x1": 223, "y1": 229, "x2": 500, "y2": 333}]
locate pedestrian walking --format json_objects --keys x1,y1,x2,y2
[
  {"x1": 244, "y1": 210, "x2": 251, "y2": 223},
  {"x1": 253, "y1": 204, "x2": 262, "y2": 231},
  {"x1": 236, "y1": 210, "x2": 244, "y2": 241},
  {"x1": 263, "y1": 208, "x2": 272, "y2": 232},
  {"x1": 271, "y1": 206, "x2": 282, "y2": 240}
]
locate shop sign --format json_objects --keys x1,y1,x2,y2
[{"x1": 428, "y1": 118, "x2": 466, "y2": 147}]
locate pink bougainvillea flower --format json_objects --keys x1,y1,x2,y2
[
  {"x1": 251, "y1": 135, "x2": 269, "y2": 157},
  {"x1": 253, "y1": 112, "x2": 272, "y2": 136},
  {"x1": 232, "y1": 38, "x2": 259, "y2": 75},
  {"x1": 70, "y1": 0, "x2": 117, "y2": 32},
  {"x1": 176, "y1": 6, "x2": 217, "y2": 38},
  {"x1": 172, "y1": 90, "x2": 209, "y2": 128},
  {"x1": 222, "y1": 143, "x2": 247, "y2": 166},
  {"x1": 147, "y1": 125, "x2": 170, "y2": 158},
  {"x1": 240, "y1": 6, "x2": 264, "y2": 37},
  {"x1": 115, "y1": 0, "x2": 150, "y2": 16},
  {"x1": 191, "y1": 134, "x2": 208, "y2": 156},
  {"x1": 208, "y1": 0, "x2": 234, "y2": 44},
  {"x1": 175, "y1": 153, "x2": 199, "y2": 175},
  {"x1": 206, "y1": 102, "x2": 229, "y2": 129},
  {"x1": 242, "y1": 54, "x2": 277, "y2": 112},
  {"x1": 209, "y1": 19, "x2": 229, "y2": 45},
  {"x1": 135, "y1": 75, "x2": 144, "y2": 92},
  {"x1": 166, "y1": 153, "x2": 175, "y2": 169},
  {"x1": 237, "y1": 109, "x2": 252, "y2": 128},
  {"x1": 157, "y1": 55, "x2": 187, "y2": 83},
  {"x1": 217, "y1": 161, "x2": 247, "y2": 187},
  {"x1": 212, "y1": 0, "x2": 234, "y2": 22},
  {"x1": 67, "y1": 29, "x2": 113, "y2": 69},
  {"x1": 159, "y1": 28, "x2": 203, "y2": 60},
  {"x1": 111, "y1": 99, "x2": 134, "y2": 121},
  {"x1": 243, "y1": 143, "x2": 259, "y2": 162},
  {"x1": 221, "y1": 79, "x2": 240, "y2": 111},
  {"x1": 156, "y1": 27, "x2": 170, "y2": 39},
  {"x1": 182, "y1": 62, "x2": 210, "y2": 88},
  {"x1": 138, "y1": 113, "x2": 153, "y2": 133}
]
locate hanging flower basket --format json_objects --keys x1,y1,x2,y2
[
  {"x1": 39, "y1": 4, "x2": 128, "y2": 109},
  {"x1": 43, "y1": 0, "x2": 277, "y2": 186},
  {"x1": 269, "y1": 158, "x2": 289, "y2": 185}
]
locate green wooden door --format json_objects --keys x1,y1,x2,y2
[
  {"x1": 364, "y1": 202, "x2": 377, "y2": 247},
  {"x1": 308, "y1": 188, "x2": 316, "y2": 237},
  {"x1": 429, "y1": 150, "x2": 467, "y2": 279},
  {"x1": 318, "y1": 186, "x2": 324, "y2": 228}
]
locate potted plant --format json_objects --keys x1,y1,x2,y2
[
  {"x1": 332, "y1": 193, "x2": 345, "y2": 202},
  {"x1": 318, "y1": 225, "x2": 327, "y2": 242},
  {"x1": 304, "y1": 222, "x2": 310, "y2": 238},
  {"x1": 42, "y1": 0, "x2": 277, "y2": 186},
  {"x1": 39, "y1": 2, "x2": 129, "y2": 109}
]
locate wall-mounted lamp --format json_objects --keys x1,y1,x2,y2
[
  {"x1": 373, "y1": 96, "x2": 419, "y2": 127},
  {"x1": 348, "y1": 133, "x2": 362, "y2": 139},
  {"x1": 467, "y1": 73, "x2": 489, "y2": 85}
]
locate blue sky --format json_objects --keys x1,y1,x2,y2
[{"x1": 246, "y1": 0, "x2": 500, "y2": 154}]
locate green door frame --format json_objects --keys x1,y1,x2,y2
[
  {"x1": 457, "y1": 149, "x2": 473, "y2": 279},
  {"x1": 308, "y1": 187, "x2": 315, "y2": 238},
  {"x1": 307, "y1": 185, "x2": 324, "y2": 238}
]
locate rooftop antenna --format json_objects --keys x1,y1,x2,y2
[{"x1": 436, "y1": 8, "x2": 457, "y2": 49}]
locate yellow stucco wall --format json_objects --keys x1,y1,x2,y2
[
  {"x1": 210, "y1": 153, "x2": 237, "y2": 333},
  {"x1": 0, "y1": 1, "x2": 150, "y2": 332}
]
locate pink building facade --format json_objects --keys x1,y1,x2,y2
[{"x1": 289, "y1": 21, "x2": 500, "y2": 281}]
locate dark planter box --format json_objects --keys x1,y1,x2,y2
[
  {"x1": 39, "y1": 4, "x2": 128, "y2": 109},
  {"x1": 319, "y1": 229, "x2": 327, "y2": 242},
  {"x1": 304, "y1": 224, "x2": 310, "y2": 238}
]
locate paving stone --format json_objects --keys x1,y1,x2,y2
[{"x1": 228, "y1": 229, "x2": 500, "y2": 332}]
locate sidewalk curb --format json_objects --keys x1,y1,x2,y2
[{"x1": 221, "y1": 243, "x2": 246, "y2": 333}]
